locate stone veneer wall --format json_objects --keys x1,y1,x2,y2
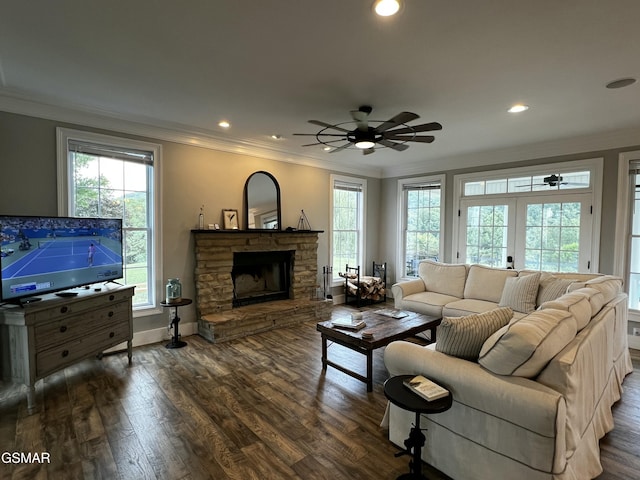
[
  {"x1": 192, "y1": 230, "x2": 331, "y2": 342},
  {"x1": 192, "y1": 230, "x2": 321, "y2": 315}
]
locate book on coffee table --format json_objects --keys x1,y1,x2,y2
[
  {"x1": 374, "y1": 308, "x2": 408, "y2": 319},
  {"x1": 331, "y1": 318, "x2": 366, "y2": 330},
  {"x1": 403, "y1": 375, "x2": 449, "y2": 401}
]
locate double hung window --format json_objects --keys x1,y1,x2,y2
[
  {"x1": 57, "y1": 128, "x2": 161, "y2": 310},
  {"x1": 331, "y1": 175, "x2": 366, "y2": 281},
  {"x1": 398, "y1": 176, "x2": 444, "y2": 278}
]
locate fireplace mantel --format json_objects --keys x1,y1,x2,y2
[{"x1": 191, "y1": 229, "x2": 330, "y2": 342}]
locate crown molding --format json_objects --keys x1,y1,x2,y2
[
  {"x1": 382, "y1": 126, "x2": 640, "y2": 178},
  {"x1": 0, "y1": 91, "x2": 384, "y2": 178}
]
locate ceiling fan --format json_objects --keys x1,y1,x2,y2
[
  {"x1": 519, "y1": 174, "x2": 589, "y2": 188},
  {"x1": 293, "y1": 105, "x2": 442, "y2": 155}
]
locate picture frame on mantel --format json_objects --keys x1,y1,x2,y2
[{"x1": 222, "y1": 209, "x2": 239, "y2": 229}]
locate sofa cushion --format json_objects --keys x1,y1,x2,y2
[
  {"x1": 463, "y1": 265, "x2": 518, "y2": 303},
  {"x1": 478, "y1": 308, "x2": 577, "y2": 378},
  {"x1": 582, "y1": 276, "x2": 622, "y2": 304},
  {"x1": 402, "y1": 291, "x2": 461, "y2": 317},
  {"x1": 536, "y1": 273, "x2": 575, "y2": 306},
  {"x1": 436, "y1": 307, "x2": 513, "y2": 360},
  {"x1": 418, "y1": 260, "x2": 468, "y2": 298},
  {"x1": 540, "y1": 291, "x2": 592, "y2": 331},
  {"x1": 498, "y1": 272, "x2": 540, "y2": 313},
  {"x1": 570, "y1": 287, "x2": 606, "y2": 317},
  {"x1": 442, "y1": 298, "x2": 500, "y2": 317}
]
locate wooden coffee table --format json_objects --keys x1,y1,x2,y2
[{"x1": 316, "y1": 310, "x2": 441, "y2": 392}]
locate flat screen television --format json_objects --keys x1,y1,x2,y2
[{"x1": 0, "y1": 215, "x2": 124, "y2": 303}]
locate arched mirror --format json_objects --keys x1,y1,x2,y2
[{"x1": 244, "y1": 171, "x2": 281, "y2": 230}]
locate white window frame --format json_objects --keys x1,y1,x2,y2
[
  {"x1": 452, "y1": 158, "x2": 603, "y2": 271},
  {"x1": 396, "y1": 174, "x2": 445, "y2": 280},
  {"x1": 614, "y1": 149, "x2": 640, "y2": 326},
  {"x1": 330, "y1": 174, "x2": 366, "y2": 284},
  {"x1": 56, "y1": 127, "x2": 163, "y2": 316}
]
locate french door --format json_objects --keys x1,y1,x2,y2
[{"x1": 459, "y1": 194, "x2": 593, "y2": 272}]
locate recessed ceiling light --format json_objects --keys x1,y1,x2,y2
[
  {"x1": 323, "y1": 146, "x2": 332, "y2": 151},
  {"x1": 373, "y1": 0, "x2": 401, "y2": 17},
  {"x1": 218, "y1": 120, "x2": 230, "y2": 128},
  {"x1": 508, "y1": 104, "x2": 529, "y2": 113},
  {"x1": 606, "y1": 77, "x2": 637, "y2": 89},
  {"x1": 271, "y1": 134, "x2": 282, "y2": 140}
]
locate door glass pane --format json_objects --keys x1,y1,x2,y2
[
  {"x1": 629, "y1": 177, "x2": 640, "y2": 310},
  {"x1": 524, "y1": 202, "x2": 580, "y2": 272},
  {"x1": 465, "y1": 204, "x2": 508, "y2": 267}
]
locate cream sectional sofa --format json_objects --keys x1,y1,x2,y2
[{"x1": 384, "y1": 261, "x2": 633, "y2": 480}]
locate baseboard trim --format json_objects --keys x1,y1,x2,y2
[{"x1": 104, "y1": 322, "x2": 198, "y2": 353}]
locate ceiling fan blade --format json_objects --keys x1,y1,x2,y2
[
  {"x1": 362, "y1": 147, "x2": 375, "y2": 155},
  {"x1": 293, "y1": 133, "x2": 347, "y2": 137},
  {"x1": 378, "y1": 138, "x2": 410, "y2": 151},
  {"x1": 376, "y1": 112, "x2": 420, "y2": 133},
  {"x1": 328, "y1": 142, "x2": 353, "y2": 153},
  {"x1": 386, "y1": 122, "x2": 443, "y2": 135},
  {"x1": 385, "y1": 134, "x2": 435, "y2": 143},
  {"x1": 300, "y1": 139, "x2": 348, "y2": 147},
  {"x1": 308, "y1": 120, "x2": 351, "y2": 133}
]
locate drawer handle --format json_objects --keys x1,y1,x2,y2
[
  {"x1": 60, "y1": 306, "x2": 68, "y2": 314},
  {"x1": 60, "y1": 325, "x2": 67, "y2": 333},
  {"x1": 62, "y1": 350, "x2": 69, "y2": 358},
  {"x1": 109, "y1": 295, "x2": 115, "y2": 301},
  {"x1": 109, "y1": 331, "x2": 115, "y2": 338},
  {"x1": 108, "y1": 311, "x2": 114, "y2": 317}
]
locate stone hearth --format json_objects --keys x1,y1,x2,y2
[{"x1": 192, "y1": 230, "x2": 332, "y2": 342}]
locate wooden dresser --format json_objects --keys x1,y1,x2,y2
[{"x1": 0, "y1": 285, "x2": 134, "y2": 411}]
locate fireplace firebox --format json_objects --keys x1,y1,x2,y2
[{"x1": 232, "y1": 251, "x2": 293, "y2": 307}]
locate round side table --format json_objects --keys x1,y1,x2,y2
[
  {"x1": 160, "y1": 298, "x2": 192, "y2": 349},
  {"x1": 384, "y1": 375, "x2": 452, "y2": 480}
]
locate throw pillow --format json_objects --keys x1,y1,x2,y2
[
  {"x1": 435, "y1": 307, "x2": 513, "y2": 361},
  {"x1": 536, "y1": 274, "x2": 574, "y2": 306},
  {"x1": 498, "y1": 272, "x2": 541, "y2": 313},
  {"x1": 478, "y1": 308, "x2": 577, "y2": 378}
]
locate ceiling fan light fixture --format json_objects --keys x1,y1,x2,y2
[
  {"x1": 373, "y1": 0, "x2": 401, "y2": 17},
  {"x1": 508, "y1": 104, "x2": 529, "y2": 113},
  {"x1": 355, "y1": 140, "x2": 376, "y2": 149}
]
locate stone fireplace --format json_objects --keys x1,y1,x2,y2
[{"x1": 192, "y1": 230, "x2": 332, "y2": 342}]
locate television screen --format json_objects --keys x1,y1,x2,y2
[{"x1": 0, "y1": 215, "x2": 123, "y2": 303}]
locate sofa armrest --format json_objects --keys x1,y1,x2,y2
[
  {"x1": 384, "y1": 341, "x2": 565, "y2": 438},
  {"x1": 391, "y1": 279, "x2": 426, "y2": 303}
]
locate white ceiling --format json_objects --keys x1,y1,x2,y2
[{"x1": 1, "y1": 0, "x2": 639, "y2": 177}]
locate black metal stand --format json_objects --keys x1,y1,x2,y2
[
  {"x1": 394, "y1": 411, "x2": 427, "y2": 479},
  {"x1": 383, "y1": 375, "x2": 453, "y2": 480},
  {"x1": 161, "y1": 298, "x2": 192, "y2": 349}
]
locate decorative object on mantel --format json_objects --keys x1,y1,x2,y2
[
  {"x1": 198, "y1": 205, "x2": 204, "y2": 229},
  {"x1": 222, "y1": 209, "x2": 239, "y2": 229},
  {"x1": 244, "y1": 171, "x2": 281, "y2": 230},
  {"x1": 297, "y1": 210, "x2": 311, "y2": 230}
]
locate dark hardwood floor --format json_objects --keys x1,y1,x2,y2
[{"x1": 1, "y1": 303, "x2": 638, "y2": 480}]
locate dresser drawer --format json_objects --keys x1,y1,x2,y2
[
  {"x1": 33, "y1": 300, "x2": 131, "y2": 349},
  {"x1": 35, "y1": 321, "x2": 131, "y2": 378},
  {"x1": 28, "y1": 289, "x2": 134, "y2": 324}
]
